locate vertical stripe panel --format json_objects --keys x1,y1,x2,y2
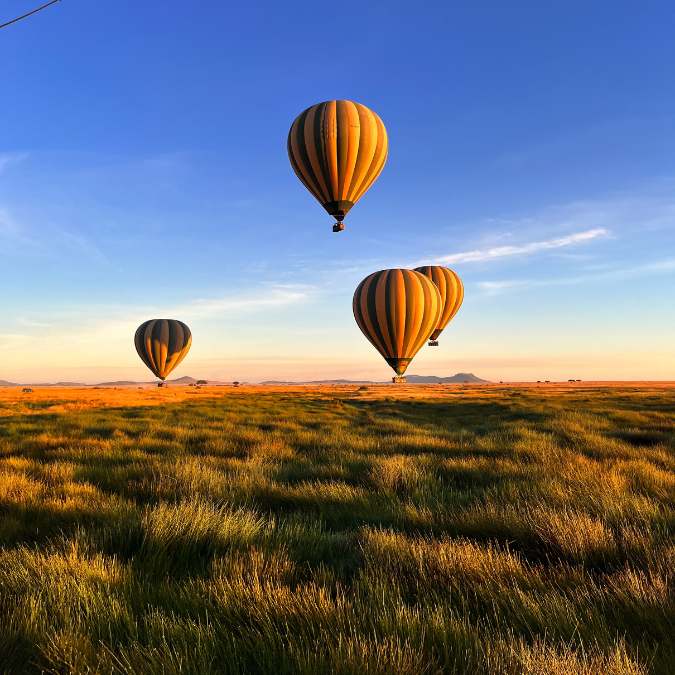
[
  {"x1": 335, "y1": 101, "x2": 350, "y2": 199},
  {"x1": 390, "y1": 269, "x2": 406, "y2": 356},
  {"x1": 173, "y1": 328, "x2": 192, "y2": 372},
  {"x1": 324, "y1": 100, "x2": 339, "y2": 198},
  {"x1": 157, "y1": 320, "x2": 170, "y2": 378},
  {"x1": 414, "y1": 266, "x2": 464, "y2": 339},
  {"x1": 347, "y1": 104, "x2": 378, "y2": 202},
  {"x1": 339, "y1": 101, "x2": 362, "y2": 200},
  {"x1": 354, "y1": 279, "x2": 379, "y2": 354},
  {"x1": 144, "y1": 320, "x2": 159, "y2": 375},
  {"x1": 288, "y1": 112, "x2": 324, "y2": 202},
  {"x1": 135, "y1": 323, "x2": 154, "y2": 373},
  {"x1": 427, "y1": 282, "x2": 443, "y2": 345},
  {"x1": 358, "y1": 275, "x2": 388, "y2": 355},
  {"x1": 401, "y1": 272, "x2": 424, "y2": 356},
  {"x1": 413, "y1": 277, "x2": 439, "y2": 355},
  {"x1": 304, "y1": 106, "x2": 331, "y2": 202},
  {"x1": 351, "y1": 111, "x2": 388, "y2": 203},
  {"x1": 313, "y1": 103, "x2": 335, "y2": 201},
  {"x1": 374, "y1": 270, "x2": 395, "y2": 356},
  {"x1": 163, "y1": 321, "x2": 184, "y2": 374}
]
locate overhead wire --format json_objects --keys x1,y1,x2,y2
[{"x1": 0, "y1": 0, "x2": 61, "y2": 31}]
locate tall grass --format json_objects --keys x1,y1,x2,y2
[{"x1": 0, "y1": 384, "x2": 672, "y2": 673}]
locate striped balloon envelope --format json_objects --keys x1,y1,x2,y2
[
  {"x1": 353, "y1": 269, "x2": 442, "y2": 378},
  {"x1": 134, "y1": 319, "x2": 192, "y2": 381},
  {"x1": 414, "y1": 266, "x2": 464, "y2": 345},
  {"x1": 287, "y1": 100, "x2": 388, "y2": 232}
]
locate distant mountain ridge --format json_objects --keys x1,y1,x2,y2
[
  {"x1": 261, "y1": 373, "x2": 489, "y2": 385},
  {"x1": 0, "y1": 376, "x2": 202, "y2": 387},
  {"x1": 96, "y1": 376, "x2": 199, "y2": 386},
  {"x1": 406, "y1": 373, "x2": 488, "y2": 383},
  {"x1": 1, "y1": 373, "x2": 489, "y2": 387},
  {"x1": 261, "y1": 379, "x2": 376, "y2": 385}
]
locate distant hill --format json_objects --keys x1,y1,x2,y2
[
  {"x1": 96, "y1": 381, "x2": 139, "y2": 386},
  {"x1": 406, "y1": 373, "x2": 489, "y2": 384},
  {"x1": 171, "y1": 376, "x2": 198, "y2": 384},
  {"x1": 261, "y1": 379, "x2": 376, "y2": 385},
  {"x1": 0, "y1": 376, "x2": 204, "y2": 387},
  {"x1": 261, "y1": 373, "x2": 489, "y2": 385},
  {"x1": 10, "y1": 381, "x2": 88, "y2": 387},
  {"x1": 0, "y1": 379, "x2": 89, "y2": 387},
  {"x1": 1, "y1": 373, "x2": 489, "y2": 387},
  {"x1": 97, "y1": 376, "x2": 199, "y2": 386}
]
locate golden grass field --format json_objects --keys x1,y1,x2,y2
[{"x1": 0, "y1": 383, "x2": 673, "y2": 674}]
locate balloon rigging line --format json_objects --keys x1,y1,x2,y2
[{"x1": 0, "y1": 0, "x2": 61, "y2": 31}]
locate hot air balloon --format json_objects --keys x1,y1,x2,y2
[
  {"x1": 414, "y1": 266, "x2": 464, "y2": 346},
  {"x1": 287, "y1": 100, "x2": 388, "y2": 232},
  {"x1": 134, "y1": 319, "x2": 192, "y2": 384},
  {"x1": 353, "y1": 269, "x2": 441, "y2": 383}
]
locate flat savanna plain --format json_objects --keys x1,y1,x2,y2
[{"x1": 0, "y1": 383, "x2": 673, "y2": 674}]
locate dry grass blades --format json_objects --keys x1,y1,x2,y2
[{"x1": 0, "y1": 383, "x2": 672, "y2": 673}]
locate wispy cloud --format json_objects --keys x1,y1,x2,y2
[
  {"x1": 430, "y1": 228, "x2": 609, "y2": 265},
  {"x1": 0, "y1": 209, "x2": 20, "y2": 238},
  {"x1": 0, "y1": 208, "x2": 35, "y2": 246},
  {"x1": 15, "y1": 317, "x2": 53, "y2": 329},
  {"x1": 2, "y1": 283, "x2": 315, "y2": 347},
  {"x1": 0, "y1": 152, "x2": 27, "y2": 175},
  {"x1": 171, "y1": 284, "x2": 314, "y2": 319},
  {"x1": 57, "y1": 229, "x2": 109, "y2": 264},
  {"x1": 477, "y1": 280, "x2": 531, "y2": 293},
  {"x1": 0, "y1": 206, "x2": 109, "y2": 262},
  {"x1": 477, "y1": 257, "x2": 675, "y2": 295}
]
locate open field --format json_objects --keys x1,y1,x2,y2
[{"x1": 0, "y1": 383, "x2": 673, "y2": 674}]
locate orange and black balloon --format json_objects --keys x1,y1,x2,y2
[
  {"x1": 353, "y1": 269, "x2": 441, "y2": 380},
  {"x1": 134, "y1": 319, "x2": 192, "y2": 381},
  {"x1": 414, "y1": 266, "x2": 464, "y2": 346},
  {"x1": 287, "y1": 100, "x2": 388, "y2": 232}
]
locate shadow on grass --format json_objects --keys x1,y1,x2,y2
[{"x1": 346, "y1": 398, "x2": 547, "y2": 432}]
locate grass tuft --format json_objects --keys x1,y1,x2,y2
[{"x1": 0, "y1": 383, "x2": 672, "y2": 673}]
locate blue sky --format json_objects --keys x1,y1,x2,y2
[{"x1": 1, "y1": 0, "x2": 674, "y2": 382}]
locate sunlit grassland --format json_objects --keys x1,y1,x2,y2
[{"x1": 0, "y1": 384, "x2": 673, "y2": 674}]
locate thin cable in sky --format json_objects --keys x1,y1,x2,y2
[{"x1": 0, "y1": 0, "x2": 61, "y2": 31}]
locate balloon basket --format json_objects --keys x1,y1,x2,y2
[
  {"x1": 157, "y1": 382, "x2": 166, "y2": 388},
  {"x1": 332, "y1": 222, "x2": 345, "y2": 232},
  {"x1": 392, "y1": 376, "x2": 407, "y2": 384},
  {"x1": 428, "y1": 340, "x2": 439, "y2": 346}
]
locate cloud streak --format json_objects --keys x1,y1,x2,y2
[
  {"x1": 477, "y1": 257, "x2": 675, "y2": 295},
  {"x1": 0, "y1": 152, "x2": 27, "y2": 175},
  {"x1": 172, "y1": 284, "x2": 313, "y2": 319},
  {"x1": 0, "y1": 208, "x2": 28, "y2": 241},
  {"x1": 2, "y1": 283, "x2": 315, "y2": 346},
  {"x1": 430, "y1": 228, "x2": 609, "y2": 265}
]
